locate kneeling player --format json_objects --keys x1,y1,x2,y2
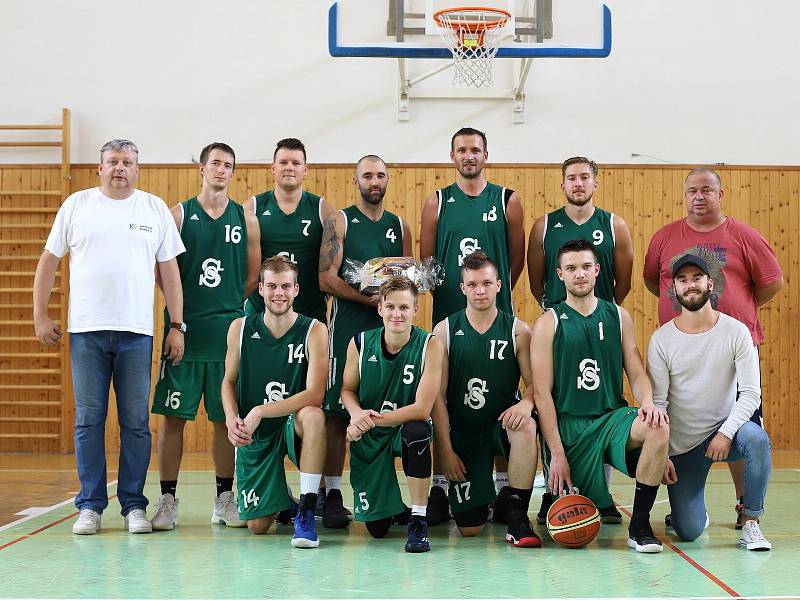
[
  {"x1": 341, "y1": 277, "x2": 444, "y2": 553},
  {"x1": 221, "y1": 256, "x2": 328, "y2": 547},
  {"x1": 531, "y1": 240, "x2": 669, "y2": 553},
  {"x1": 432, "y1": 251, "x2": 541, "y2": 547}
]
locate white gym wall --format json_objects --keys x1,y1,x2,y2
[{"x1": 1, "y1": 0, "x2": 796, "y2": 165}]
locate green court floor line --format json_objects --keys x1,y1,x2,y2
[{"x1": 1, "y1": 470, "x2": 797, "y2": 599}]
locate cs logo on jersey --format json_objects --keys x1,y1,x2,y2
[
  {"x1": 464, "y1": 377, "x2": 489, "y2": 410},
  {"x1": 457, "y1": 238, "x2": 482, "y2": 266},
  {"x1": 199, "y1": 258, "x2": 224, "y2": 287},
  {"x1": 264, "y1": 381, "x2": 288, "y2": 404},
  {"x1": 577, "y1": 358, "x2": 600, "y2": 391},
  {"x1": 278, "y1": 251, "x2": 297, "y2": 264}
]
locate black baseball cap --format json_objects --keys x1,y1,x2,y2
[{"x1": 672, "y1": 254, "x2": 710, "y2": 279}]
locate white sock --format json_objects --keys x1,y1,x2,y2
[
  {"x1": 300, "y1": 472, "x2": 322, "y2": 496},
  {"x1": 324, "y1": 476, "x2": 342, "y2": 490},
  {"x1": 494, "y1": 472, "x2": 509, "y2": 493},
  {"x1": 432, "y1": 475, "x2": 449, "y2": 494},
  {"x1": 604, "y1": 464, "x2": 613, "y2": 494},
  {"x1": 411, "y1": 504, "x2": 427, "y2": 517}
]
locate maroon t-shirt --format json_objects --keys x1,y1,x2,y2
[{"x1": 644, "y1": 217, "x2": 782, "y2": 345}]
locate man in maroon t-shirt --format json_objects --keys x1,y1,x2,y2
[{"x1": 644, "y1": 167, "x2": 783, "y2": 528}]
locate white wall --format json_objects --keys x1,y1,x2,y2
[{"x1": 1, "y1": 0, "x2": 797, "y2": 165}]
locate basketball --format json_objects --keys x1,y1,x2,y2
[{"x1": 546, "y1": 494, "x2": 601, "y2": 548}]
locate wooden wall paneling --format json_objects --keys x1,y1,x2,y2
[{"x1": 2, "y1": 164, "x2": 799, "y2": 451}]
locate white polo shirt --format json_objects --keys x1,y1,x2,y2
[{"x1": 45, "y1": 187, "x2": 185, "y2": 335}]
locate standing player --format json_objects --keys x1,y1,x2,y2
[
  {"x1": 531, "y1": 240, "x2": 670, "y2": 553},
  {"x1": 341, "y1": 277, "x2": 445, "y2": 553},
  {"x1": 644, "y1": 168, "x2": 783, "y2": 527},
  {"x1": 245, "y1": 138, "x2": 334, "y2": 323},
  {"x1": 317, "y1": 155, "x2": 412, "y2": 528},
  {"x1": 431, "y1": 251, "x2": 541, "y2": 547},
  {"x1": 150, "y1": 143, "x2": 260, "y2": 531},
  {"x1": 527, "y1": 156, "x2": 634, "y2": 524},
  {"x1": 221, "y1": 256, "x2": 328, "y2": 547},
  {"x1": 420, "y1": 127, "x2": 526, "y2": 523}
]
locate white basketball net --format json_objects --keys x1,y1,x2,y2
[{"x1": 434, "y1": 8, "x2": 511, "y2": 88}]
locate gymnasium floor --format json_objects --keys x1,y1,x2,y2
[{"x1": 1, "y1": 453, "x2": 798, "y2": 600}]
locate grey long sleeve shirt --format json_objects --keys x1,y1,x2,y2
[{"x1": 647, "y1": 313, "x2": 760, "y2": 456}]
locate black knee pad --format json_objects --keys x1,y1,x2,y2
[
  {"x1": 453, "y1": 505, "x2": 490, "y2": 528},
  {"x1": 401, "y1": 420, "x2": 432, "y2": 478},
  {"x1": 365, "y1": 517, "x2": 392, "y2": 538}
]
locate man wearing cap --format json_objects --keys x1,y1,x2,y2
[
  {"x1": 643, "y1": 167, "x2": 783, "y2": 527},
  {"x1": 647, "y1": 254, "x2": 772, "y2": 550}
]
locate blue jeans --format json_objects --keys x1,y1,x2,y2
[
  {"x1": 70, "y1": 331, "x2": 153, "y2": 516},
  {"x1": 667, "y1": 422, "x2": 771, "y2": 541}
]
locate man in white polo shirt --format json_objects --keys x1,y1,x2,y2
[{"x1": 33, "y1": 139, "x2": 186, "y2": 535}]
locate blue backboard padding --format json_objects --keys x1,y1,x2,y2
[{"x1": 328, "y1": 3, "x2": 612, "y2": 59}]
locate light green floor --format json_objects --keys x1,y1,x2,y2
[{"x1": 2, "y1": 470, "x2": 798, "y2": 599}]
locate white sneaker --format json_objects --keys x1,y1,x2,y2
[
  {"x1": 533, "y1": 472, "x2": 546, "y2": 489},
  {"x1": 212, "y1": 491, "x2": 246, "y2": 527},
  {"x1": 72, "y1": 509, "x2": 101, "y2": 535},
  {"x1": 150, "y1": 494, "x2": 179, "y2": 531},
  {"x1": 124, "y1": 508, "x2": 153, "y2": 534},
  {"x1": 739, "y1": 519, "x2": 771, "y2": 551}
]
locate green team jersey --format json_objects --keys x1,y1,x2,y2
[
  {"x1": 550, "y1": 299, "x2": 626, "y2": 417},
  {"x1": 542, "y1": 206, "x2": 616, "y2": 308},
  {"x1": 236, "y1": 313, "x2": 316, "y2": 441},
  {"x1": 357, "y1": 326, "x2": 432, "y2": 426},
  {"x1": 246, "y1": 190, "x2": 326, "y2": 322},
  {"x1": 445, "y1": 309, "x2": 521, "y2": 429},
  {"x1": 164, "y1": 197, "x2": 247, "y2": 362},
  {"x1": 433, "y1": 182, "x2": 514, "y2": 325},
  {"x1": 327, "y1": 205, "x2": 404, "y2": 387}
]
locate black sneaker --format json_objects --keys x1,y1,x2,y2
[
  {"x1": 665, "y1": 513, "x2": 672, "y2": 528},
  {"x1": 627, "y1": 523, "x2": 663, "y2": 553},
  {"x1": 600, "y1": 502, "x2": 623, "y2": 524},
  {"x1": 276, "y1": 498, "x2": 299, "y2": 525},
  {"x1": 405, "y1": 516, "x2": 431, "y2": 553},
  {"x1": 536, "y1": 492, "x2": 555, "y2": 526},
  {"x1": 505, "y1": 508, "x2": 543, "y2": 548},
  {"x1": 393, "y1": 504, "x2": 412, "y2": 525},
  {"x1": 321, "y1": 489, "x2": 350, "y2": 529},
  {"x1": 314, "y1": 486, "x2": 326, "y2": 518},
  {"x1": 492, "y1": 486, "x2": 512, "y2": 524},
  {"x1": 426, "y1": 486, "x2": 450, "y2": 525}
]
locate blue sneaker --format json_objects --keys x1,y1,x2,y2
[
  {"x1": 292, "y1": 497, "x2": 319, "y2": 548},
  {"x1": 404, "y1": 516, "x2": 430, "y2": 553}
]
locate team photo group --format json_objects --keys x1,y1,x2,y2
[{"x1": 32, "y1": 127, "x2": 782, "y2": 555}]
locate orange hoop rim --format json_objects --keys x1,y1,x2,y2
[{"x1": 433, "y1": 6, "x2": 512, "y2": 33}]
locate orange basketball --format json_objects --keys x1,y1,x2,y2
[{"x1": 546, "y1": 494, "x2": 601, "y2": 548}]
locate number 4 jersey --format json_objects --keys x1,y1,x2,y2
[
  {"x1": 167, "y1": 197, "x2": 248, "y2": 362},
  {"x1": 550, "y1": 299, "x2": 626, "y2": 417}
]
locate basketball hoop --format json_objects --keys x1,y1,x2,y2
[{"x1": 433, "y1": 6, "x2": 512, "y2": 88}]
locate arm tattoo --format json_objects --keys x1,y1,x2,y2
[{"x1": 318, "y1": 215, "x2": 341, "y2": 273}]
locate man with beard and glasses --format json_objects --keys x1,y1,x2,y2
[
  {"x1": 527, "y1": 156, "x2": 633, "y2": 525},
  {"x1": 420, "y1": 127, "x2": 526, "y2": 525},
  {"x1": 530, "y1": 239, "x2": 670, "y2": 553},
  {"x1": 647, "y1": 254, "x2": 772, "y2": 551},
  {"x1": 644, "y1": 168, "x2": 783, "y2": 530},
  {"x1": 317, "y1": 155, "x2": 412, "y2": 528}
]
